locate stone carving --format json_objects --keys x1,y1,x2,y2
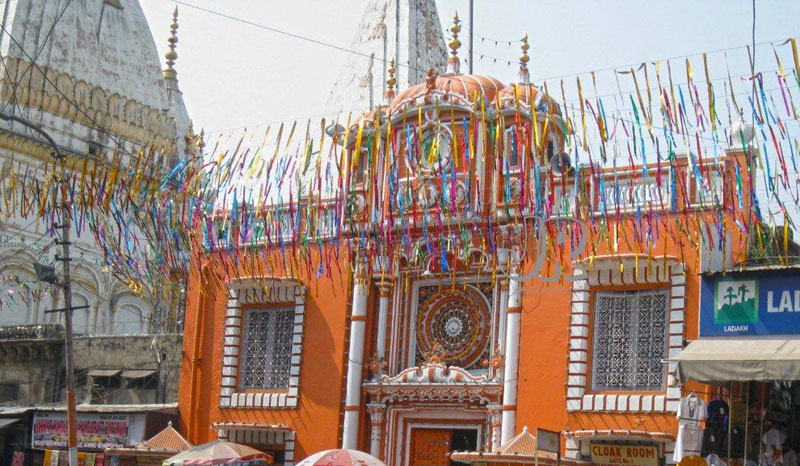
[{"x1": 0, "y1": 57, "x2": 179, "y2": 153}]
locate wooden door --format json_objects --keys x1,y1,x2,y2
[{"x1": 410, "y1": 428, "x2": 453, "y2": 466}]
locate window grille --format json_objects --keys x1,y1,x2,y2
[
  {"x1": 591, "y1": 290, "x2": 668, "y2": 391},
  {"x1": 240, "y1": 307, "x2": 294, "y2": 390}
]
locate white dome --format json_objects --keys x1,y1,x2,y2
[
  {"x1": 729, "y1": 119, "x2": 755, "y2": 148},
  {"x1": 0, "y1": 0, "x2": 190, "y2": 156}
]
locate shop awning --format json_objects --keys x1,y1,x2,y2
[
  {"x1": 121, "y1": 369, "x2": 157, "y2": 379},
  {"x1": 88, "y1": 369, "x2": 121, "y2": 377},
  {"x1": 674, "y1": 339, "x2": 800, "y2": 383},
  {"x1": 0, "y1": 418, "x2": 19, "y2": 430}
]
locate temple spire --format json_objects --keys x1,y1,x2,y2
[
  {"x1": 519, "y1": 34, "x2": 530, "y2": 84},
  {"x1": 446, "y1": 12, "x2": 461, "y2": 74},
  {"x1": 163, "y1": 7, "x2": 179, "y2": 83}
]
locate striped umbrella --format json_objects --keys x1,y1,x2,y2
[
  {"x1": 162, "y1": 440, "x2": 273, "y2": 466},
  {"x1": 295, "y1": 449, "x2": 387, "y2": 466}
]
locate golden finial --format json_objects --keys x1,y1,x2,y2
[
  {"x1": 196, "y1": 128, "x2": 206, "y2": 152},
  {"x1": 520, "y1": 34, "x2": 530, "y2": 71},
  {"x1": 448, "y1": 12, "x2": 461, "y2": 58},
  {"x1": 387, "y1": 58, "x2": 396, "y2": 92},
  {"x1": 518, "y1": 34, "x2": 531, "y2": 83},
  {"x1": 163, "y1": 7, "x2": 179, "y2": 81}
]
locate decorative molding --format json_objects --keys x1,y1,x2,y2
[
  {"x1": 565, "y1": 257, "x2": 684, "y2": 413},
  {"x1": 0, "y1": 57, "x2": 178, "y2": 153},
  {"x1": 363, "y1": 362, "x2": 501, "y2": 404},
  {"x1": 219, "y1": 278, "x2": 307, "y2": 409}
]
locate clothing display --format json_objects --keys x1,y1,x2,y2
[
  {"x1": 783, "y1": 449, "x2": 797, "y2": 466},
  {"x1": 675, "y1": 393, "x2": 708, "y2": 462},
  {"x1": 762, "y1": 427, "x2": 787, "y2": 466}
]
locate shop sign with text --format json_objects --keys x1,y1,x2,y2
[
  {"x1": 591, "y1": 444, "x2": 659, "y2": 466},
  {"x1": 701, "y1": 269, "x2": 800, "y2": 336},
  {"x1": 32, "y1": 412, "x2": 129, "y2": 450}
]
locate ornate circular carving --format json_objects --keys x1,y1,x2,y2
[
  {"x1": 416, "y1": 286, "x2": 491, "y2": 368},
  {"x1": 454, "y1": 181, "x2": 467, "y2": 207},
  {"x1": 347, "y1": 192, "x2": 366, "y2": 215},
  {"x1": 508, "y1": 178, "x2": 522, "y2": 199},
  {"x1": 417, "y1": 183, "x2": 439, "y2": 208}
]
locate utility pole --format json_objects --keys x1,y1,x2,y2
[
  {"x1": 0, "y1": 113, "x2": 78, "y2": 466},
  {"x1": 468, "y1": 0, "x2": 474, "y2": 74}
]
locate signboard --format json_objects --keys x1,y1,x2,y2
[
  {"x1": 591, "y1": 444, "x2": 659, "y2": 466},
  {"x1": 536, "y1": 428, "x2": 560, "y2": 454},
  {"x1": 32, "y1": 412, "x2": 129, "y2": 450},
  {"x1": 700, "y1": 269, "x2": 800, "y2": 336}
]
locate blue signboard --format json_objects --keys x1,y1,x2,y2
[{"x1": 700, "y1": 269, "x2": 800, "y2": 336}]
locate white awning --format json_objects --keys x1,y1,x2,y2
[
  {"x1": 674, "y1": 339, "x2": 800, "y2": 383},
  {"x1": 0, "y1": 418, "x2": 19, "y2": 430}
]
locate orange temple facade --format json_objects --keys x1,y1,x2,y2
[{"x1": 177, "y1": 27, "x2": 756, "y2": 466}]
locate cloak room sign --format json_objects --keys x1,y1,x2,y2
[
  {"x1": 591, "y1": 444, "x2": 659, "y2": 466},
  {"x1": 700, "y1": 269, "x2": 800, "y2": 336}
]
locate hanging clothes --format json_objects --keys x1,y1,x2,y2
[
  {"x1": 674, "y1": 393, "x2": 707, "y2": 462},
  {"x1": 761, "y1": 426, "x2": 786, "y2": 466}
]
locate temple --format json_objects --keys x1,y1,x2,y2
[{"x1": 177, "y1": 13, "x2": 766, "y2": 466}]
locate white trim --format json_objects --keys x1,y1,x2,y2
[
  {"x1": 219, "y1": 279, "x2": 307, "y2": 409},
  {"x1": 565, "y1": 258, "x2": 685, "y2": 413}
]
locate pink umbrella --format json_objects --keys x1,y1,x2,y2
[
  {"x1": 162, "y1": 440, "x2": 273, "y2": 466},
  {"x1": 295, "y1": 449, "x2": 387, "y2": 466}
]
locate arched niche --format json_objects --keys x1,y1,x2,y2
[{"x1": 112, "y1": 294, "x2": 151, "y2": 335}]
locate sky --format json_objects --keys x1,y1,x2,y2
[{"x1": 139, "y1": 0, "x2": 800, "y2": 135}]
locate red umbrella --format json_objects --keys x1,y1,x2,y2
[
  {"x1": 162, "y1": 440, "x2": 272, "y2": 466},
  {"x1": 295, "y1": 449, "x2": 387, "y2": 466}
]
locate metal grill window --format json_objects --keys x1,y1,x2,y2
[
  {"x1": 591, "y1": 290, "x2": 668, "y2": 391},
  {"x1": 240, "y1": 307, "x2": 294, "y2": 390}
]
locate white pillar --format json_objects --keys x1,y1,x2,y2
[
  {"x1": 501, "y1": 267, "x2": 522, "y2": 445},
  {"x1": 342, "y1": 264, "x2": 369, "y2": 450},
  {"x1": 496, "y1": 279, "x2": 509, "y2": 351},
  {"x1": 367, "y1": 403, "x2": 386, "y2": 458},
  {"x1": 375, "y1": 281, "x2": 391, "y2": 373},
  {"x1": 487, "y1": 403, "x2": 502, "y2": 451}
]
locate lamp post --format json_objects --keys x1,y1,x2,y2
[{"x1": 1, "y1": 112, "x2": 79, "y2": 466}]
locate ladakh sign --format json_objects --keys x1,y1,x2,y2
[
  {"x1": 591, "y1": 444, "x2": 659, "y2": 466},
  {"x1": 700, "y1": 269, "x2": 800, "y2": 336}
]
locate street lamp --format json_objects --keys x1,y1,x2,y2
[{"x1": 1, "y1": 112, "x2": 80, "y2": 466}]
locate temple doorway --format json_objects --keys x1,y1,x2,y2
[{"x1": 409, "y1": 428, "x2": 478, "y2": 466}]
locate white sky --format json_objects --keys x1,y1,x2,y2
[{"x1": 140, "y1": 0, "x2": 800, "y2": 135}]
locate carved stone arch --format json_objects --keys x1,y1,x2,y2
[
  {"x1": 69, "y1": 262, "x2": 102, "y2": 298},
  {"x1": 0, "y1": 246, "x2": 40, "y2": 275},
  {"x1": 43, "y1": 68, "x2": 58, "y2": 94},
  {"x1": 74, "y1": 80, "x2": 90, "y2": 107},
  {"x1": 111, "y1": 291, "x2": 151, "y2": 335},
  {"x1": 123, "y1": 99, "x2": 138, "y2": 124},
  {"x1": 108, "y1": 93, "x2": 121, "y2": 118},
  {"x1": 56, "y1": 73, "x2": 73, "y2": 99}
]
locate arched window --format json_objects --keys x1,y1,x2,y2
[
  {"x1": 113, "y1": 296, "x2": 150, "y2": 335},
  {"x1": 71, "y1": 289, "x2": 92, "y2": 335},
  {"x1": 0, "y1": 272, "x2": 35, "y2": 325}
]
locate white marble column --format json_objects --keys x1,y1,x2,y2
[
  {"x1": 496, "y1": 278, "x2": 509, "y2": 351},
  {"x1": 342, "y1": 260, "x2": 369, "y2": 450},
  {"x1": 375, "y1": 281, "x2": 391, "y2": 374},
  {"x1": 501, "y1": 262, "x2": 522, "y2": 444},
  {"x1": 487, "y1": 403, "x2": 502, "y2": 451},
  {"x1": 367, "y1": 403, "x2": 386, "y2": 458}
]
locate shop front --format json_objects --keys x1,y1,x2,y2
[{"x1": 674, "y1": 266, "x2": 800, "y2": 465}]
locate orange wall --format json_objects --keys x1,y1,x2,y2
[
  {"x1": 178, "y1": 150, "x2": 753, "y2": 456},
  {"x1": 178, "y1": 250, "x2": 353, "y2": 459}
]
